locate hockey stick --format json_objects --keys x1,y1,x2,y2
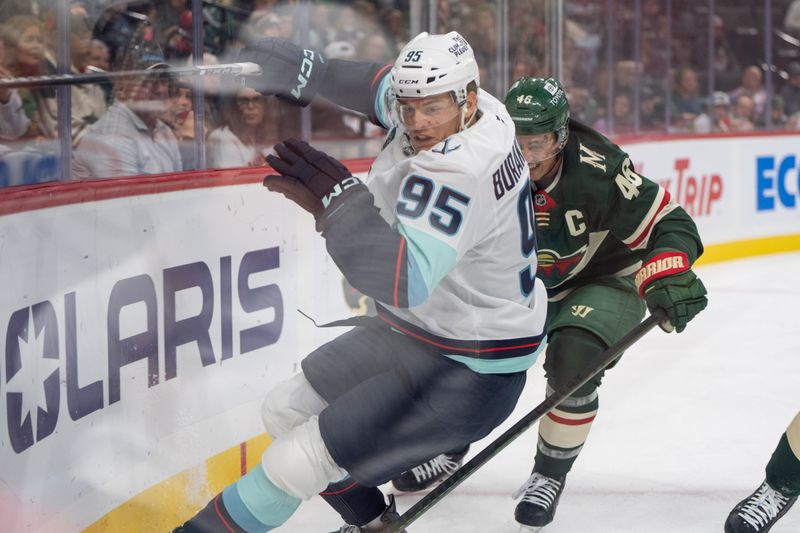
[
  {"x1": 388, "y1": 307, "x2": 667, "y2": 532},
  {"x1": 0, "y1": 62, "x2": 262, "y2": 90}
]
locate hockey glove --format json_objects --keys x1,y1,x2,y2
[
  {"x1": 635, "y1": 250, "x2": 708, "y2": 333},
  {"x1": 264, "y1": 138, "x2": 366, "y2": 219},
  {"x1": 237, "y1": 38, "x2": 327, "y2": 106}
]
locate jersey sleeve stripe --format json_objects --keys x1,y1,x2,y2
[
  {"x1": 624, "y1": 188, "x2": 671, "y2": 250},
  {"x1": 393, "y1": 236, "x2": 407, "y2": 308}
]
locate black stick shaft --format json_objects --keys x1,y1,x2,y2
[
  {"x1": 389, "y1": 308, "x2": 666, "y2": 532},
  {"x1": 0, "y1": 62, "x2": 261, "y2": 90}
]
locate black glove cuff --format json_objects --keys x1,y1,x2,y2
[
  {"x1": 315, "y1": 184, "x2": 376, "y2": 233},
  {"x1": 238, "y1": 38, "x2": 329, "y2": 107}
]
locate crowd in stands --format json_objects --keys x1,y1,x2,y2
[{"x1": 1, "y1": 0, "x2": 800, "y2": 183}]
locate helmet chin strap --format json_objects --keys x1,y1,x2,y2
[{"x1": 459, "y1": 102, "x2": 479, "y2": 132}]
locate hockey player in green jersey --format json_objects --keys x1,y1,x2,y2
[
  {"x1": 507, "y1": 75, "x2": 707, "y2": 531},
  {"x1": 390, "y1": 76, "x2": 709, "y2": 531}
]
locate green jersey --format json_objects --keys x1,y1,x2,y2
[{"x1": 533, "y1": 120, "x2": 703, "y2": 299}]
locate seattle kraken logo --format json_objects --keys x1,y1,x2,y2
[{"x1": 432, "y1": 139, "x2": 461, "y2": 155}]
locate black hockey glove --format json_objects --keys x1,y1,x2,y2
[
  {"x1": 237, "y1": 38, "x2": 327, "y2": 106},
  {"x1": 264, "y1": 138, "x2": 366, "y2": 219},
  {"x1": 635, "y1": 250, "x2": 708, "y2": 333}
]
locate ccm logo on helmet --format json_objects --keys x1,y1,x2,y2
[
  {"x1": 398, "y1": 79, "x2": 419, "y2": 85},
  {"x1": 291, "y1": 49, "x2": 316, "y2": 99}
]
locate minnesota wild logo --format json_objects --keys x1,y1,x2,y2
[{"x1": 537, "y1": 246, "x2": 587, "y2": 283}]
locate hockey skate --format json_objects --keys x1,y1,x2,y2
[
  {"x1": 330, "y1": 495, "x2": 406, "y2": 533},
  {"x1": 724, "y1": 480, "x2": 797, "y2": 533},
  {"x1": 512, "y1": 472, "x2": 567, "y2": 532},
  {"x1": 391, "y1": 446, "x2": 470, "y2": 492}
]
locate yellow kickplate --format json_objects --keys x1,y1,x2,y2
[{"x1": 83, "y1": 434, "x2": 271, "y2": 533}]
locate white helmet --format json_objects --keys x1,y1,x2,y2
[{"x1": 390, "y1": 31, "x2": 480, "y2": 104}]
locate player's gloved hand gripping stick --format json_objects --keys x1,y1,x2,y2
[{"x1": 635, "y1": 249, "x2": 708, "y2": 332}]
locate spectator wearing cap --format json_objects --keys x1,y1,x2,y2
[
  {"x1": 779, "y1": 62, "x2": 800, "y2": 118},
  {"x1": 693, "y1": 91, "x2": 732, "y2": 133},
  {"x1": 72, "y1": 44, "x2": 181, "y2": 178}
]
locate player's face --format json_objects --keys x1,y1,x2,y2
[
  {"x1": 518, "y1": 132, "x2": 562, "y2": 182},
  {"x1": 396, "y1": 93, "x2": 462, "y2": 152}
]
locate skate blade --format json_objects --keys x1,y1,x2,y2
[{"x1": 518, "y1": 525, "x2": 544, "y2": 533}]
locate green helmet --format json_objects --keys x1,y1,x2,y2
[{"x1": 504, "y1": 76, "x2": 570, "y2": 143}]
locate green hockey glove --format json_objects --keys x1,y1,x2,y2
[{"x1": 635, "y1": 251, "x2": 708, "y2": 333}]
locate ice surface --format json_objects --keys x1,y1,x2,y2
[{"x1": 281, "y1": 252, "x2": 800, "y2": 532}]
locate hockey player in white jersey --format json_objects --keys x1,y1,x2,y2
[{"x1": 173, "y1": 32, "x2": 547, "y2": 532}]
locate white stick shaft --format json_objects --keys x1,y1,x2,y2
[{"x1": 0, "y1": 62, "x2": 262, "y2": 90}]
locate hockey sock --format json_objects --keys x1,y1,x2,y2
[
  {"x1": 535, "y1": 327, "x2": 605, "y2": 478},
  {"x1": 766, "y1": 414, "x2": 800, "y2": 497},
  {"x1": 216, "y1": 463, "x2": 300, "y2": 533},
  {"x1": 319, "y1": 477, "x2": 387, "y2": 526}
]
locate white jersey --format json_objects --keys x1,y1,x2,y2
[{"x1": 367, "y1": 89, "x2": 547, "y2": 373}]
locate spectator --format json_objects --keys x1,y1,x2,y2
[
  {"x1": 88, "y1": 38, "x2": 113, "y2": 104},
  {"x1": 40, "y1": 11, "x2": 107, "y2": 144},
  {"x1": 671, "y1": 66, "x2": 705, "y2": 121},
  {"x1": 639, "y1": 85, "x2": 665, "y2": 132},
  {"x1": 379, "y1": 7, "x2": 407, "y2": 51},
  {"x1": 566, "y1": 85, "x2": 598, "y2": 126},
  {"x1": 768, "y1": 95, "x2": 789, "y2": 129},
  {"x1": 1, "y1": 15, "x2": 50, "y2": 139},
  {"x1": 730, "y1": 94, "x2": 756, "y2": 132},
  {"x1": 693, "y1": 91, "x2": 732, "y2": 133},
  {"x1": 88, "y1": 38, "x2": 111, "y2": 71},
  {"x1": 166, "y1": 80, "x2": 210, "y2": 170},
  {"x1": 0, "y1": 65, "x2": 30, "y2": 140},
  {"x1": 207, "y1": 87, "x2": 281, "y2": 168},
  {"x1": 333, "y1": 5, "x2": 366, "y2": 46},
  {"x1": 309, "y1": 3, "x2": 335, "y2": 50},
  {"x1": 242, "y1": 11, "x2": 283, "y2": 44},
  {"x1": 728, "y1": 65, "x2": 767, "y2": 126},
  {"x1": 72, "y1": 48, "x2": 181, "y2": 178},
  {"x1": 356, "y1": 32, "x2": 393, "y2": 63},
  {"x1": 779, "y1": 62, "x2": 800, "y2": 117},
  {"x1": 593, "y1": 93, "x2": 635, "y2": 135}
]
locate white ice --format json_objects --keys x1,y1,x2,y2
[{"x1": 282, "y1": 252, "x2": 800, "y2": 532}]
